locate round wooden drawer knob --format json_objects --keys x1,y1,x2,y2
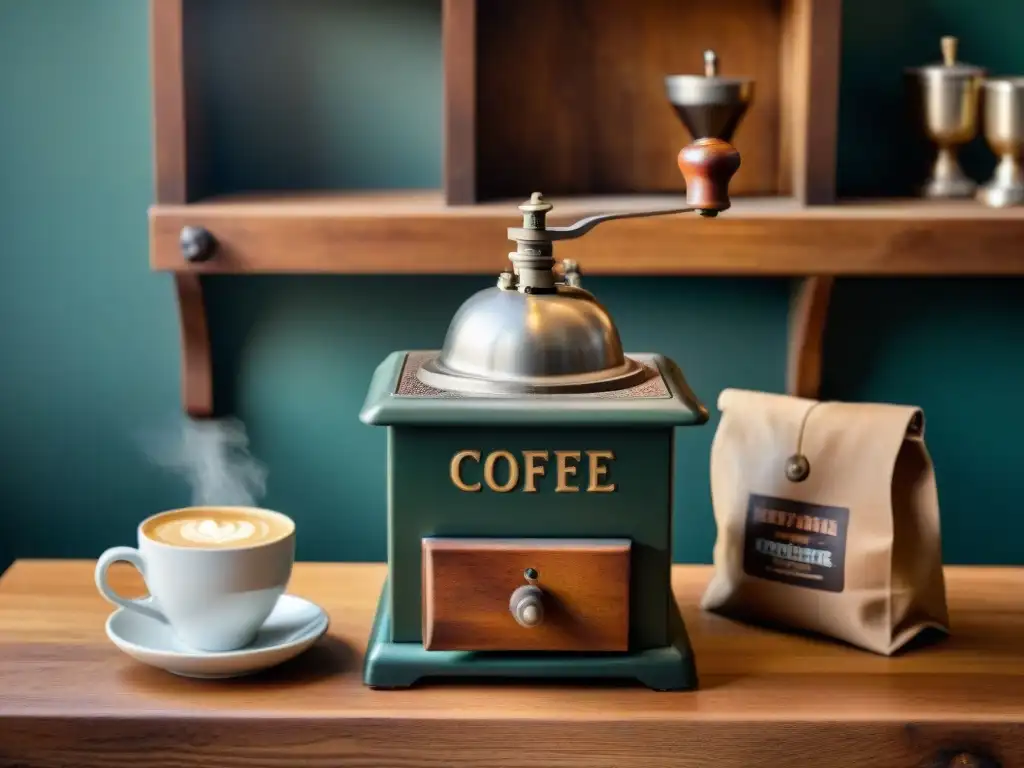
[{"x1": 509, "y1": 585, "x2": 544, "y2": 628}]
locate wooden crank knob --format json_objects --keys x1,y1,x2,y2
[{"x1": 677, "y1": 137, "x2": 741, "y2": 216}]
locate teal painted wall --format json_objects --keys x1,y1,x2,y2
[{"x1": 1, "y1": 0, "x2": 1022, "y2": 574}]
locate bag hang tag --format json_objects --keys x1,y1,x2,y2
[{"x1": 784, "y1": 400, "x2": 827, "y2": 483}]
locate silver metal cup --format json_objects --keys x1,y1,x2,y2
[
  {"x1": 977, "y1": 78, "x2": 1024, "y2": 207},
  {"x1": 906, "y1": 36, "x2": 985, "y2": 198},
  {"x1": 664, "y1": 50, "x2": 754, "y2": 143}
]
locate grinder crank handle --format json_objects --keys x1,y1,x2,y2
[
  {"x1": 539, "y1": 207, "x2": 696, "y2": 242},
  {"x1": 514, "y1": 138, "x2": 741, "y2": 244}
]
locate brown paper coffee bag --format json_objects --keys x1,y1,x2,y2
[{"x1": 701, "y1": 388, "x2": 949, "y2": 655}]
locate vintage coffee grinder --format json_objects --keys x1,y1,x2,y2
[{"x1": 359, "y1": 137, "x2": 740, "y2": 691}]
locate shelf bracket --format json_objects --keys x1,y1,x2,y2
[
  {"x1": 175, "y1": 273, "x2": 214, "y2": 418},
  {"x1": 786, "y1": 276, "x2": 833, "y2": 399}
]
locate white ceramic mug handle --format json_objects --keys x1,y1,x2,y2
[{"x1": 94, "y1": 546, "x2": 166, "y2": 623}]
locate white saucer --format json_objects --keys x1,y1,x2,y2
[{"x1": 105, "y1": 594, "x2": 330, "y2": 679}]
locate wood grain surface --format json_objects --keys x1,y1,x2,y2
[
  {"x1": 174, "y1": 273, "x2": 213, "y2": 417},
  {"x1": 786, "y1": 275, "x2": 834, "y2": 399},
  {"x1": 442, "y1": 0, "x2": 477, "y2": 204},
  {"x1": 149, "y1": 192, "x2": 1024, "y2": 276},
  {"x1": 422, "y1": 538, "x2": 630, "y2": 652},
  {"x1": 150, "y1": 0, "x2": 187, "y2": 205},
  {"x1": 468, "y1": 0, "x2": 783, "y2": 200},
  {"x1": 150, "y1": 0, "x2": 214, "y2": 417},
  {"x1": 779, "y1": 0, "x2": 841, "y2": 204},
  {"x1": 1, "y1": 561, "x2": 1023, "y2": 768}
]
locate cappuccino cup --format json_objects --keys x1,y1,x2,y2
[{"x1": 95, "y1": 506, "x2": 295, "y2": 652}]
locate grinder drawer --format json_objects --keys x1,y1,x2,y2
[{"x1": 421, "y1": 537, "x2": 631, "y2": 652}]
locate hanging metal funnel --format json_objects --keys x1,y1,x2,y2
[{"x1": 664, "y1": 50, "x2": 755, "y2": 142}]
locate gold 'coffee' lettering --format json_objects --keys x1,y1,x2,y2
[
  {"x1": 483, "y1": 450, "x2": 519, "y2": 493},
  {"x1": 450, "y1": 450, "x2": 482, "y2": 492},
  {"x1": 449, "y1": 449, "x2": 617, "y2": 493},
  {"x1": 522, "y1": 451, "x2": 548, "y2": 493},
  {"x1": 555, "y1": 451, "x2": 581, "y2": 492},
  {"x1": 587, "y1": 450, "x2": 616, "y2": 493}
]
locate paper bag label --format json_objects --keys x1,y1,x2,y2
[{"x1": 742, "y1": 493, "x2": 849, "y2": 593}]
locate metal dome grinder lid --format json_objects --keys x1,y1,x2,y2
[{"x1": 416, "y1": 194, "x2": 650, "y2": 396}]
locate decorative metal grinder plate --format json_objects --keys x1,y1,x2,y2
[{"x1": 395, "y1": 352, "x2": 671, "y2": 400}]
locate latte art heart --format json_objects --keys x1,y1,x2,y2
[
  {"x1": 181, "y1": 518, "x2": 258, "y2": 544},
  {"x1": 146, "y1": 510, "x2": 289, "y2": 549}
]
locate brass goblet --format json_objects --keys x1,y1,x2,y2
[
  {"x1": 977, "y1": 78, "x2": 1024, "y2": 208},
  {"x1": 906, "y1": 36, "x2": 985, "y2": 198}
]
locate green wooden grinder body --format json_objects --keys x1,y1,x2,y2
[{"x1": 359, "y1": 351, "x2": 707, "y2": 690}]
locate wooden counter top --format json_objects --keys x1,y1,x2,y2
[{"x1": 1, "y1": 560, "x2": 1022, "y2": 767}]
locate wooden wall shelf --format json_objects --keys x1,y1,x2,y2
[
  {"x1": 151, "y1": 192, "x2": 1024, "y2": 276},
  {"x1": 147, "y1": 0, "x2": 1018, "y2": 417}
]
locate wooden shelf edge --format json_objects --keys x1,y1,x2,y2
[{"x1": 149, "y1": 196, "x2": 1024, "y2": 276}]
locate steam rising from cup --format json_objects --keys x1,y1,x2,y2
[{"x1": 143, "y1": 417, "x2": 268, "y2": 508}]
